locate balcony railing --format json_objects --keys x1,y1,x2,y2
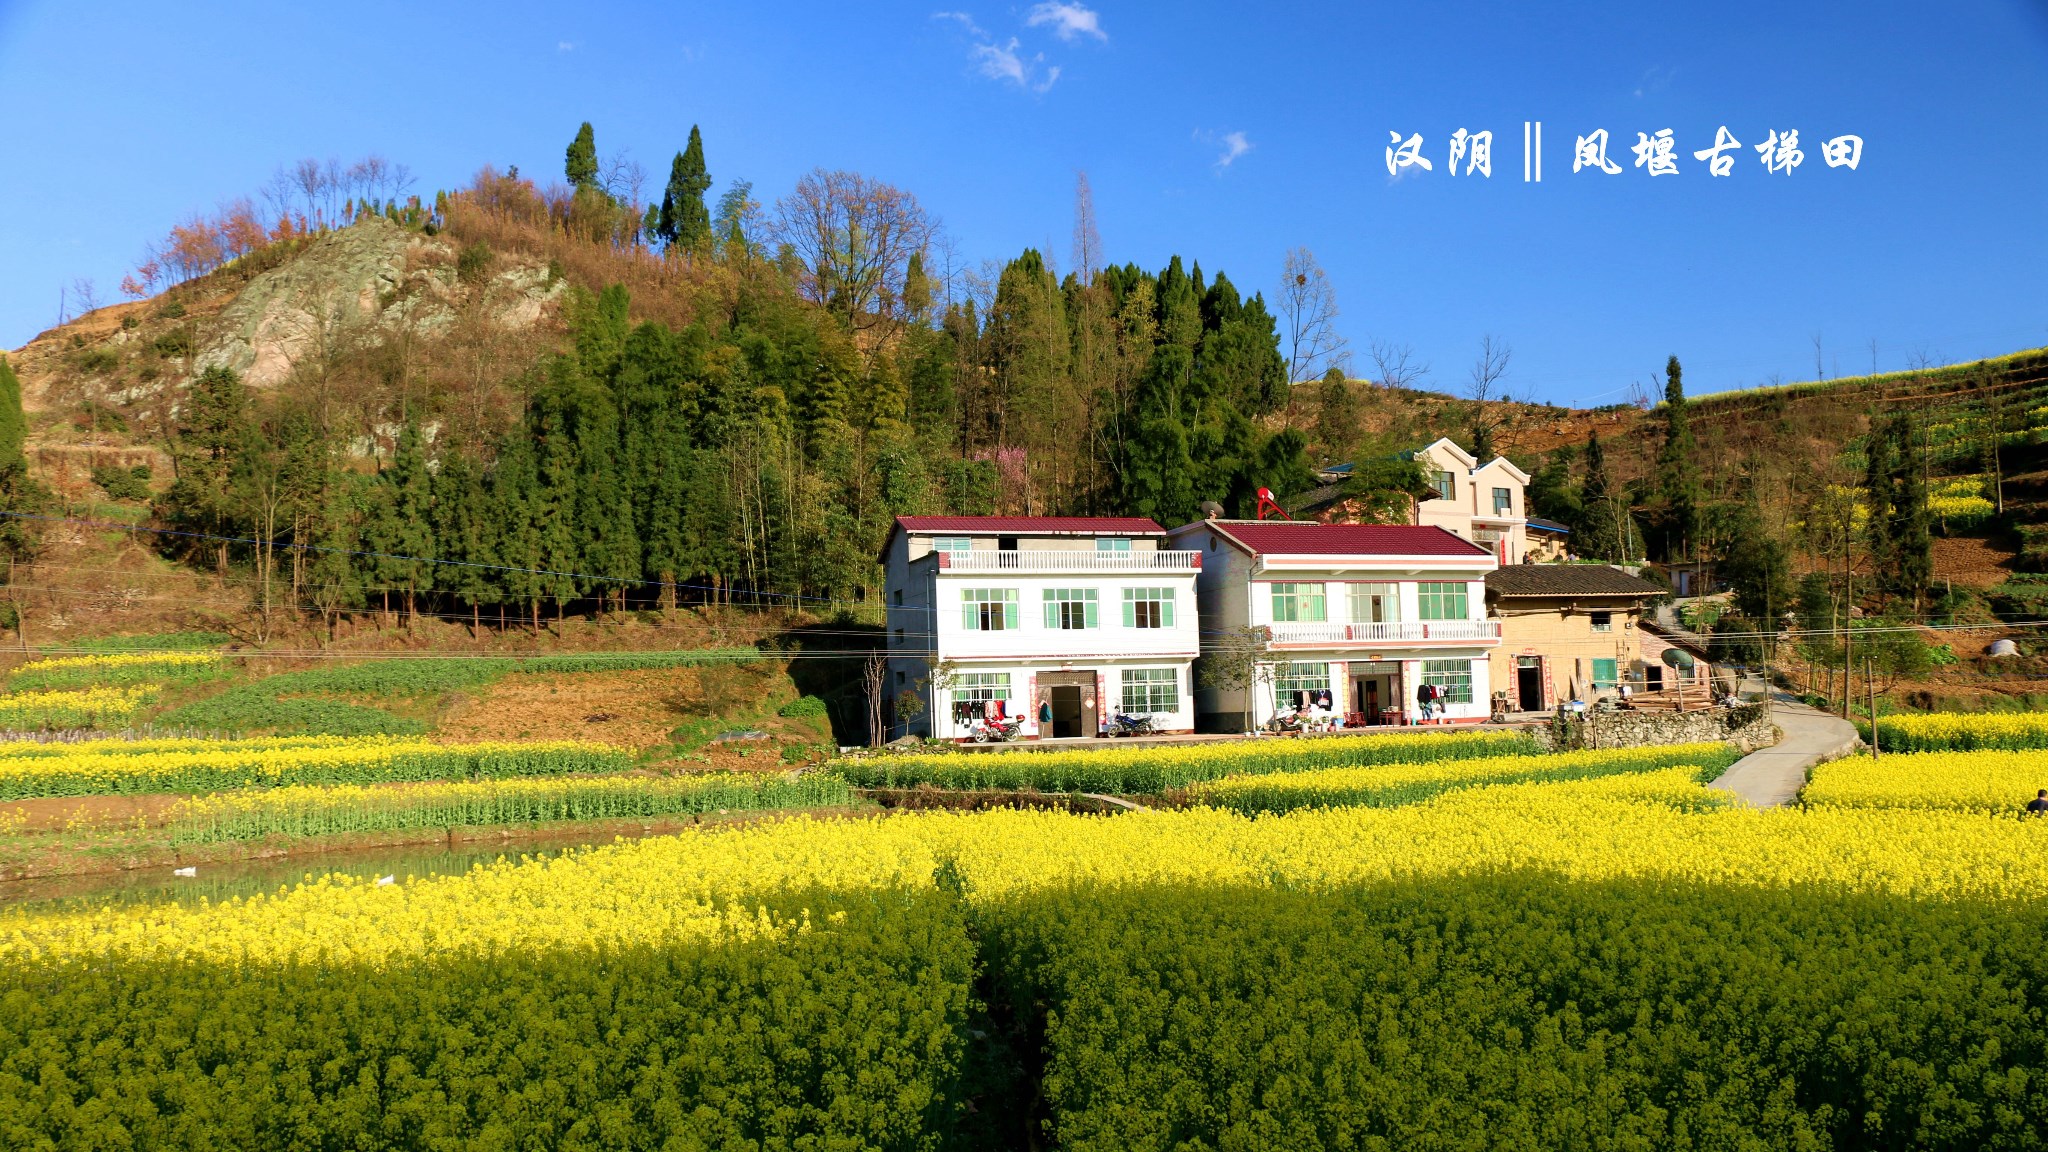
[
  {"x1": 1266, "y1": 620, "x2": 1501, "y2": 645},
  {"x1": 937, "y1": 549, "x2": 1201, "y2": 572}
]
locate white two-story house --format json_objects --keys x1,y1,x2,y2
[
  {"x1": 883, "y1": 517, "x2": 1202, "y2": 740},
  {"x1": 1411, "y1": 438, "x2": 1532, "y2": 565},
  {"x1": 1164, "y1": 519, "x2": 1502, "y2": 730}
]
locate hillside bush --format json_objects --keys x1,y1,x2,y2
[
  {"x1": 779, "y1": 694, "x2": 829, "y2": 718},
  {"x1": 88, "y1": 463, "x2": 151, "y2": 501}
]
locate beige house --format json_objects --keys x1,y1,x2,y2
[
  {"x1": 1484, "y1": 565, "x2": 1665, "y2": 711},
  {"x1": 1411, "y1": 438, "x2": 1533, "y2": 565}
]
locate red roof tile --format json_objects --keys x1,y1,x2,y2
[
  {"x1": 1205, "y1": 521, "x2": 1493, "y2": 558},
  {"x1": 894, "y1": 516, "x2": 1166, "y2": 534}
]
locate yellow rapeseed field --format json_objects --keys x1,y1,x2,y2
[
  {"x1": 0, "y1": 685, "x2": 156, "y2": 728},
  {"x1": 10, "y1": 767, "x2": 2048, "y2": 966},
  {"x1": 11, "y1": 651, "x2": 221, "y2": 674},
  {"x1": 0, "y1": 734, "x2": 629, "y2": 798},
  {"x1": 1869, "y1": 711, "x2": 2048, "y2": 751},
  {"x1": 1805, "y1": 749, "x2": 2048, "y2": 814}
]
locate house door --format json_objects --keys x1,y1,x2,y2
[
  {"x1": 1516, "y1": 657, "x2": 1544, "y2": 712},
  {"x1": 1037, "y1": 671, "x2": 1097, "y2": 738},
  {"x1": 1362, "y1": 678, "x2": 1381, "y2": 724},
  {"x1": 1050, "y1": 686, "x2": 1084, "y2": 738},
  {"x1": 1646, "y1": 664, "x2": 1663, "y2": 692}
]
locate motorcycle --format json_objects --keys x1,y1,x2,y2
[
  {"x1": 971, "y1": 715, "x2": 1026, "y2": 743},
  {"x1": 1110, "y1": 712, "x2": 1156, "y2": 737},
  {"x1": 1266, "y1": 711, "x2": 1306, "y2": 735}
]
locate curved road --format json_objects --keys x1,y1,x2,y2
[{"x1": 1708, "y1": 696, "x2": 1862, "y2": 808}]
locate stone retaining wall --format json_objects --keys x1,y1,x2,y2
[{"x1": 1532, "y1": 701, "x2": 1779, "y2": 754}]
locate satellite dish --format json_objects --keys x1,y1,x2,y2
[
  {"x1": 1199, "y1": 500, "x2": 1225, "y2": 520},
  {"x1": 1660, "y1": 648, "x2": 1696, "y2": 668}
]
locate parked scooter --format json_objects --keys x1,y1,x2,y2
[
  {"x1": 1110, "y1": 712, "x2": 1156, "y2": 737},
  {"x1": 971, "y1": 715, "x2": 1026, "y2": 743},
  {"x1": 1266, "y1": 711, "x2": 1306, "y2": 735}
]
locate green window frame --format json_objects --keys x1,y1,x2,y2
[
  {"x1": 1096, "y1": 537, "x2": 1132, "y2": 553},
  {"x1": 932, "y1": 536, "x2": 973, "y2": 555},
  {"x1": 1432, "y1": 470, "x2": 1455, "y2": 501},
  {"x1": 1591, "y1": 658, "x2": 1618, "y2": 689},
  {"x1": 1346, "y1": 582, "x2": 1400, "y2": 624},
  {"x1": 952, "y1": 672, "x2": 1011, "y2": 705},
  {"x1": 1417, "y1": 581, "x2": 1469, "y2": 621},
  {"x1": 961, "y1": 588, "x2": 1019, "y2": 630},
  {"x1": 1120, "y1": 668, "x2": 1180, "y2": 713},
  {"x1": 1043, "y1": 588, "x2": 1100, "y2": 629},
  {"x1": 1122, "y1": 587, "x2": 1176, "y2": 628},
  {"x1": 1271, "y1": 582, "x2": 1327, "y2": 623},
  {"x1": 1422, "y1": 659, "x2": 1473, "y2": 704},
  {"x1": 1493, "y1": 487, "x2": 1513, "y2": 515},
  {"x1": 1274, "y1": 662, "x2": 1329, "y2": 697}
]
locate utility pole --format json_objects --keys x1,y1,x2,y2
[{"x1": 1867, "y1": 655, "x2": 1879, "y2": 760}]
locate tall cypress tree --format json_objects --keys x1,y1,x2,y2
[
  {"x1": 489, "y1": 427, "x2": 544, "y2": 631},
  {"x1": 1655, "y1": 355, "x2": 1700, "y2": 560},
  {"x1": 565, "y1": 122, "x2": 599, "y2": 190},
  {"x1": 657, "y1": 126, "x2": 712, "y2": 250},
  {"x1": 1577, "y1": 431, "x2": 1626, "y2": 561}
]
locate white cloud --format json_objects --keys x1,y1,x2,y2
[
  {"x1": 945, "y1": 14, "x2": 1062, "y2": 92},
  {"x1": 1026, "y1": 2, "x2": 1107, "y2": 42},
  {"x1": 932, "y1": 11, "x2": 987, "y2": 37},
  {"x1": 1214, "y1": 130, "x2": 1252, "y2": 168},
  {"x1": 557, "y1": 40, "x2": 574, "y2": 52}
]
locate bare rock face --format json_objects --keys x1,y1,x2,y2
[{"x1": 195, "y1": 218, "x2": 454, "y2": 387}]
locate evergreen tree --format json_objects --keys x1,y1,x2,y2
[
  {"x1": 1124, "y1": 345, "x2": 1197, "y2": 524},
  {"x1": 0, "y1": 357, "x2": 42, "y2": 595},
  {"x1": 489, "y1": 427, "x2": 545, "y2": 630},
  {"x1": 1577, "y1": 431, "x2": 1633, "y2": 561},
  {"x1": 431, "y1": 443, "x2": 495, "y2": 632},
  {"x1": 1656, "y1": 355, "x2": 1701, "y2": 560},
  {"x1": 1871, "y1": 413, "x2": 1932, "y2": 607},
  {"x1": 1719, "y1": 496, "x2": 1790, "y2": 624},
  {"x1": 565, "y1": 122, "x2": 599, "y2": 190},
  {"x1": 381, "y1": 421, "x2": 436, "y2": 626},
  {"x1": 656, "y1": 126, "x2": 713, "y2": 250},
  {"x1": 1862, "y1": 412, "x2": 1897, "y2": 583}
]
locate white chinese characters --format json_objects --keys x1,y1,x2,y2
[{"x1": 1393, "y1": 127, "x2": 1863, "y2": 179}]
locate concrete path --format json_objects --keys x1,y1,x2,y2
[{"x1": 1708, "y1": 696, "x2": 1863, "y2": 808}]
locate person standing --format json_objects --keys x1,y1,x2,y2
[{"x1": 2027, "y1": 789, "x2": 2048, "y2": 816}]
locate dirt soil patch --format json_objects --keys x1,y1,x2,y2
[
  {"x1": 1933, "y1": 535, "x2": 2019, "y2": 589},
  {"x1": 435, "y1": 663, "x2": 791, "y2": 747},
  {"x1": 2, "y1": 793, "x2": 184, "y2": 831}
]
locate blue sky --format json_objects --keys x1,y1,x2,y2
[{"x1": 2, "y1": 1, "x2": 2044, "y2": 405}]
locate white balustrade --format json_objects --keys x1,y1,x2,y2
[{"x1": 938, "y1": 550, "x2": 1201, "y2": 572}]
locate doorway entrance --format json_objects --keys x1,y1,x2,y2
[
  {"x1": 1516, "y1": 656, "x2": 1544, "y2": 712},
  {"x1": 1350, "y1": 670, "x2": 1395, "y2": 725},
  {"x1": 1037, "y1": 671, "x2": 1098, "y2": 739}
]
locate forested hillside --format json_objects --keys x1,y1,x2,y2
[{"x1": 5, "y1": 123, "x2": 1333, "y2": 636}]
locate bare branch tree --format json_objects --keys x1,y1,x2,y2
[
  {"x1": 69, "y1": 278, "x2": 100, "y2": 317},
  {"x1": 1278, "y1": 247, "x2": 1347, "y2": 384},
  {"x1": 1071, "y1": 171, "x2": 1103, "y2": 286},
  {"x1": 772, "y1": 169, "x2": 938, "y2": 333},
  {"x1": 1367, "y1": 339, "x2": 1429, "y2": 391},
  {"x1": 1465, "y1": 334, "x2": 1514, "y2": 458}
]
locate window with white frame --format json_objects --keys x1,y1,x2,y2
[
  {"x1": 1422, "y1": 659, "x2": 1473, "y2": 704},
  {"x1": 1120, "y1": 668, "x2": 1179, "y2": 713},
  {"x1": 961, "y1": 588, "x2": 1018, "y2": 630},
  {"x1": 952, "y1": 672, "x2": 1011, "y2": 708},
  {"x1": 1275, "y1": 662, "x2": 1329, "y2": 698},
  {"x1": 1417, "y1": 581, "x2": 1469, "y2": 621},
  {"x1": 1043, "y1": 588, "x2": 1099, "y2": 629},
  {"x1": 1432, "y1": 470, "x2": 1456, "y2": 501},
  {"x1": 1346, "y1": 582, "x2": 1401, "y2": 624},
  {"x1": 932, "y1": 536, "x2": 973, "y2": 556},
  {"x1": 1123, "y1": 587, "x2": 1175, "y2": 628},
  {"x1": 1493, "y1": 487, "x2": 1513, "y2": 515},
  {"x1": 1590, "y1": 610, "x2": 1613, "y2": 633},
  {"x1": 1096, "y1": 537, "x2": 1132, "y2": 553},
  {"x1": 1271, "y1": 582, "x2": 1327, "y2": 622}
]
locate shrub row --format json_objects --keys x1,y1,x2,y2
[
  {"x1": 164, "y1": 771, "x2": 854, "y2": 844},
  {"x1": 833, "y1": 729, "x2": 1538, "y2": 794}
]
